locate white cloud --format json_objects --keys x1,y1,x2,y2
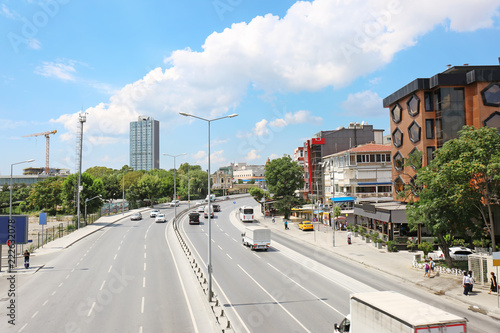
[
  {"x1": 212, "y1": 139, "x2": 228, "y2": 145},
  {"x1": 253, "y1": 119, "x2": 269, "y2": 136},
  {"x1": 1, "y1": 4, "x2": 16, "y2": 19},
  {"x1": 245, "y1": 149, "x2": 261, "y2": 161},
  {"x1": 268, "y1": 153, "x2": 279, "y2": 160},
  {"x1": 52, "y1": 0, "x2": 500, "y2": 143},
  {"x1": 340, "y1": 90, "x2": 384, "y2": 117},
  {"x1": 193, "y1": 151, "x2": 206, "y2": 160},
  {"x1": 35, "y1": 60, "x2": 77, "y2": 81},
  {"x1": 193, "y1": 150, "x2": 226, "y2": 165},
  {"x1": 270, "y1": 110, "x2": 322, "y2": 127}
]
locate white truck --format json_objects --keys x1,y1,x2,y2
[
  {"x1": 241, "y1": 226, "x2": 271, "y2": 251},
  {"x1": 334, "y1": 291, "x2": 467, "y2": 333},
  {"x1": 205, "y1": 194, "x2": 216, "y2": 202}
]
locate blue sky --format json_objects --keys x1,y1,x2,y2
[{"x1": 2, "y1": 0, "x2": 500, "y2": 175}]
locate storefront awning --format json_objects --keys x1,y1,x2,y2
[{"x1": 332, "y1": 196, "x2": 356, "y2": 203}]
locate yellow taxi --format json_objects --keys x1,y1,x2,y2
[{"x1": 298, "y1": 221, "x2": 314, "y2": 231}]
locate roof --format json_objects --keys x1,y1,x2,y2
[
  {"x1": 346, "y1": 143, "x2": 391, "y2": 153},
  {"x1": 352, "y1": 291, "x2": 466, "y2": 327}
]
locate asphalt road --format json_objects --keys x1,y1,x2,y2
[
  {"x1": 178, "y1": 196, "x2": 500, "y2": 333},
  {"x1": 1, "y1": 204, "x2": 216, "y2": 333}
]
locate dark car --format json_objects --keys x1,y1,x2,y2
[
  {"x1": 189, "y1": 212, "x2": 200, "y2": 225},
  {"x1": 130, "y1": 212, "x2": 142, "y2": 221},
  {"x1": 213, "y1": 204, "x2": 221, "y2": 212}
]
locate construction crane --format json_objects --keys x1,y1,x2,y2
[{"x1": 22, "y1": 130, "x2": 57, "y2": 174}]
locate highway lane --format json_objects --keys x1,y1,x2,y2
[
  {"x1": 179, "y1": 196, "x2": 500, "y2": 333},
  {"x1": 0, "y1": 204, "x2": 216, "y2": 333}
]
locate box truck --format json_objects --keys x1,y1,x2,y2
[
  {"x1": 241, "y1": 226, "x2": 271, "y2": 251},
  {"x1": 334, "y1": 291, "x2": 467, "y2": 333}
]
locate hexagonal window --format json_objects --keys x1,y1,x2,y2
[
  {"x1": 481, "y1": 83, "x2": 500, "y2": 107},
  {"x1": 410, "y1": 175, "x2": 420, "y2": 196},
  {"x1": 408, "y1": 121, "x2": 421, "y2": 143},
  {"x1": 392, "y1": 127, "x2": 403, "y2": 148},
  {"x1": 391, "y1": 104, "x2": 402, "y2": 124},
  {"x1": 393, "y1": 152, "x2": 404, "y2": 171},
  {"x1": 407, "y1": 95, "x2": 420, "y2": 117},
  {"x1": 483, "y1": 111, "x2": 500, "y2": 129},
  {"x1": 408, "y1": 148, "x2": 422, "y2": 169},
  {"x1": 394, "y1": 176, "x2": 404, "y2": 194}
]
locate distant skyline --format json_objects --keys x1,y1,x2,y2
[{"x1": 2, "y1": 0, "x2": 500, "y2": 175}]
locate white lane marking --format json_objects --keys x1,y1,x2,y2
[
  {"x1": 108, "y1": 265, "x2": 113, "y2": 273},
  {"x1": 83, "y1": 253, "x2": 86, "y2": 257},
  {"x1": 238, "y1": 264, "x2": 312, "y2": 333},
  {"x1": 19, "y1": 323, "x2": 28, "y2": 332},
  {"x1": 226, "y1": 253, "x2": 232, "y2": 260},
  {"x1": 114, "y1": 254, "x2": 117, "y2": 260},
  {"x1": 141, "y1": 297, "x2": 145, "y2": 313},
  {"x1": 144, "y1": 253, "x2": 147, "y2": 259},
  {"x1": 253, "y1": 253, "x2": 261, "y2": 259},
  {"x1": 218, "y1": 245, "x2": 223, "y2": 251},
  {"x1": 58, "y1": 282, "x2": 63, "y2": 288},
  {"x1": 181, "y1": 226, "x2": 250, "y2": 333},
  {"x1": 88, "y1": 302, "x2": 96, "y2": 317},
  {"x1": 100, "y1": 280, "x2": 106, "y2": 291},
  {"x1": 165, "y1": 223, "x2": 199, "y2": 333},
  {"x1": 268, "y1": 263, "x2": 344, "y2": 316},
  {"x1": 71, "y1": 268, "x2": 75, "y2": 273},
  {"x1": 31, "y1": 311, "x2": 39, "y2": 318},
  {"x1": 65, "y1": 274, "x2": 70, "y2": 279},
  {"x1": 121, "y1": 240, "x2": 124, "y2": 244},
  {"x1": 42, "y1": 300, "x2": 48, "y2": 306},
  {"x1": 232, "y1": 238, "x2": 237, "y2": 242},
  {"x1": 144, "y1": 245, "x2": 147, "y2": 250},
  {"x1": 225, "y1": 232, "x2": 230, "y2": 236},
  {"x1": 51, "y1": 291, "x2": 56, "y2": 296},
  {"x1": 139, "y1": 327, "x2": 143, "y2": 333},
  {"x1": 143, "y1": 277, "x2": 146, "y2": 288},
  {"x1": 117, "y1": 246, "x2": 121, "y2": 251},
  {"x1": 144, "y1": 263, "x2": 147, "y2": 271}
]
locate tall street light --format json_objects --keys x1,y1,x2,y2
[
  {"x1": 9, "y1": 159, "x2": 34, "y2": 272},
  {"x1": 179, "y1": 112, "x2": 238, "y2": 301},
  {"x1": 163, "y1": 153, "x2": 186, "y2": 221}
]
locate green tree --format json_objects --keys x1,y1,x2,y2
[
  {"x1": 265, "y1": 156, "x2": 304, "y2": 219},
  {"x1": 100, "y1": 174, "x2": 121, "y2": 201},
  {"x1": 136, "y1": 174, "x2": 163, "y2": 203},
  {"x1": 249, "y1": 187, "x2": 265, "y2": 202},
  {"x1": 27, "y1": 177, "x2": 63, "y2": 213},
  {"x1": 61, "y1": 173, "x2": 104, "y2": 214},
  {"x1": 85, "y1": 166, "x2": 114, "y2": 178}
]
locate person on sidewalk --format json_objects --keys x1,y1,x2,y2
[
  {"x1": 423, "y1": 259, "x2": 430, "y2": 278},
  {"x1": 24, "y1": 250, "x2": 30, "y2": 269},
  {"x1": 462, "y1": 271, "x2": 471, "y2": 296},
  {"x1": 272, "y1": 215, "x2": 275, "y2": 223},
  {"x1": 468, "y1": 271, "x2": 475, "y2": 293},
  {"x1": 488, "y1": 272, "x2": 497, "y2": 294},
  {"x1": 428, "y1": 257, "x2": 435, "y2": 277},
  {"x1": 347, "y1": 230, "x2": 352, "y2": 245},
  {"x1": 284, "y1": 220, "x2": 289, "y2": 230}
]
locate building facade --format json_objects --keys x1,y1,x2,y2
[{"x1": 130, "y1": 116, "x2": 160, "y2": 171}]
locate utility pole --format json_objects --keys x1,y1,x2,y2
[{"x1": 76, "y1": 113, "x2": 86, "y2": 229}]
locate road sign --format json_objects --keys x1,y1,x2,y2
[
  {"x1": 493, "y1": 252, "x2": 500, "y2": 266},
  {"x1": 39, "y1": 212, "x2": 47, "y2": 225}
]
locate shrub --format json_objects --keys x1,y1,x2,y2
[
  {"x1": 418, "y1": 241, "x2": 434, "y2": 256},
  {"x1": 407, "y1": 240, "x2": 417, "y2": 252},
  {"x1": 386, "y1": 241, "x2": 398, "y2": 252},
  {"x1": 472, "y1": 239, "x2": 490, "y2": 248}
]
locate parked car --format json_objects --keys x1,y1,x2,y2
[
  {"x1": 189, "y1": 212, "x2": 200, "y2": 225},
  {"x1": 150, "y1": 209, "x2": 160, "y2": 218},
  {"x1": 169, "y1": 200, "x2": 180, "y2": 207},
  {"x1": 298, "y1": 221, "x2": 314, "y2": 231},
  {"x1": 449, "y1": 247, "x2": 474, "y2": 260},
  {"x1": 130, "y1": 212, "x2": 142, "y2": 221},
  {"x1": 155, "y1": 214, "x2": 167, "y2": 223},
  {"x1": 213, "y1": 204, "x2": 221, "y2": 212}
]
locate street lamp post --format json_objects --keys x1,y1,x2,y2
[
  {"x1": 163, "y1": 153, "x2": 186, "y2": 221},
  {"x1": 85, "y1": 195, "x2": 102, "y2": 225},
  {"x1": 179, "y1": 112, "x2": 238, "y2": 302},
  {"x1": 122, "y1": 168, "x2": 133, "y2": 215},
  {"x1": 8, "y1": 159, "x2": 34, "y2": 273}
]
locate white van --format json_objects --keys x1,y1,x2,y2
[{"x1": 204, "y1": 205, "x2": 214, "y2": 218}]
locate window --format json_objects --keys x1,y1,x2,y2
[
  {"x1": 394, "y1": 176, "x2": 404, "y2": 194},
  {"x1": 407, "y1": 95, "x2": 420, "y2": 117},
  {"x1": 393, "y1": 152, "x2": 404, "y2": 171},
  {"x1": 408, "y1": 121, "x2": 421, "y2": 143},
  {"x1": 391, "y1": 104, "x2": 402, "y2": 124},
  {"x1": 392, "y1": 127, "x2": 403, "y2": 148},
  {"x1": 483, "y1": 111, "x2": 500, "y2": 129},
  {"x1": 408, "y1": 148, "x2": 422, "y2": 170},
  {"x1": 424, "y1": 92, "x2": 433, "y2": 111},
  {"x1": 425, "y1": 119, "x2": 435, "y2": 139},
  {"x1": 481, "y1": 83, "x2": 500, "y2": 107},
  {"x1": 426, "y1": 146, "x2": 436, "y2": 166}
]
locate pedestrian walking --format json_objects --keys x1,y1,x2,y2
[
  {"x1": 462, "y1": 271, "x2": 471, "y2": 296},
  {"x1": 468, "y1": 271, "x2": 475, "y2": 293},
  {"x1": 24, "y1": 250, "x2": 30, "y2": 269},
  {"x1": 284, "y1": 220, "x2": 289, "y2": 230},
  {"x1": 272, "y1": 215, "x2": 275, "y2": 223},
  {"x1": 347, "y1": 231, "x2": 352, "y2": 245},
  {"x1": 428, "y1": 257, "x2": 435, "y2": 277},
  {"x1": 488, "y1": 272, "x2": 497, "y2": 294},
  {"x1": 423, "y1": 259, "x2": 430, "y2": 278}
]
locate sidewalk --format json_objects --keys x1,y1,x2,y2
[{"x1": 257, "y1": 208, "x2": 500, "y2": 321}]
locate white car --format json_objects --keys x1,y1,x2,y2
[
  {"x1": 197, "y1": 205, "x2": 205, "y2": 213},
  {"x1": 155, "y1": 214, "x2": 167, "y2": 223},
  {"x1": 449, "y1": 247, "x2": 473, "y2": 260},
  {"x1": 169, "y1": 200, "x2": 180, "y2": 207},
  {"x1": 150, "y1": 209, "x2": 160, "y2": 218}
]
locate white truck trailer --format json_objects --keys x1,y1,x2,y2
[
  {"x1": 241, "y1": 226, "x2": 271, "y2": 251},
  {"x1": 334, "y1": 291, "x2": 467, "y2": 333}
]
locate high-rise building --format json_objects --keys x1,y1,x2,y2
[{"x1": 130, "y1": 116, "x2": 160, "y2": 171}]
